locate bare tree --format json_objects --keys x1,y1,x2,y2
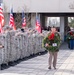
[
  {"x1": 68, "y1": 17, "x2": 74, "y2": 28},
  {"x1": 14, "y1": 4, "x2": 31, "y2": 29}
]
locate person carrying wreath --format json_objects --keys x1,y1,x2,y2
[{"x1": 42, "y1": 26, "x2": 61, "y2": 69}]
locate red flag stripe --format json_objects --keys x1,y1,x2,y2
[{"x1": 0, "y1": 4, "x2": 4, "y2": 33}]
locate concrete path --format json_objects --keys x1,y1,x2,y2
[{"x1": 0, "y1": 43, "x2": 74, "y2": 75}]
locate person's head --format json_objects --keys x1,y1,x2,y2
[
  {"x1": 48, "y1": 26, "x2": 51, "y2": 31},
  {"x1": 51, "y1": 26, "x2": 57, "y2": 33},
  {"x1": 21, "y1": 28, "x2": 24, "y2": 32},
  {"x1": 3, "y1": 25, "x2": 12, "y2": 33}
]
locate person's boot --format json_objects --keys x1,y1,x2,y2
[
  {"x1": 48, "y1": 66, "x2": 51, "y2": 69},
  {"x1": 53, "y1": 66, "x2": 56, "y2": 69}
]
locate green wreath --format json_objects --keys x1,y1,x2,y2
[
  {"x1": 42, "y1": 32, "x2": 61, "y2": 52},
  {"x1": 66, "y1": 31, "x2": 74, "y2": 44}
]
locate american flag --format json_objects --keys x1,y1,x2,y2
[
  {"x1": 22, "y1": 11, "x2": 26, "y2": 27},
  {"x1": 36, "y1": 15, "x2": 42, "y2": 33},
  {"x1": 0, "y1": 3, "x2": 4, "y2": 33},
  {"x1": 9, "y1": 8, "x2": 16, "y2": 30}
]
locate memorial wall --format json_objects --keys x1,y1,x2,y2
[{"x1": 3, "y1": 0, "x2": 74, "y2": 13}]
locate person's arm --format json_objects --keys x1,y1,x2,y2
[
  {"x1": 57, "y1": 33, "x2": 61, "y2": 47},
  {"x1": 42, "y1": 33, "x2": 50, "y2": 48}
]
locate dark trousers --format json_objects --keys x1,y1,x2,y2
[{"x1": 48, "y1": 51, "x2": 58, "y2": 67}]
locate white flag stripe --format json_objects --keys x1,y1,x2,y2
[
  {"x1": 0, "y1": 8, "x2": 2, "y2": 12},
  {"x1": 10, "y1": 19, "x2": 13, "y2": 22},
  {"x1": 10, "y1": 17, "x2": 13, "y2": 19},
  {"x1": 0, "y1": 14, "x2": 4, "y2": 17}
]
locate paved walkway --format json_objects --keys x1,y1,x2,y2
[{"x1": 0, "y1": 43, "x2": 74, "y2": 75}]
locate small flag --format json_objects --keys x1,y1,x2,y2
[
  {"x1": 36, "y1": 14, "x2": 42, "y2": 33},
  {"x1": 0, "y1": 3, "x2": 4, "y2": 33},
  {"x1": 22, "y1": 11, "x2": 26, "y2": 27},
  {"x1": 9, "y1": 8, "x2": 16, "y2": 30}
]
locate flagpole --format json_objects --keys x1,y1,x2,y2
[
  {"x1": 36, "y1": 12, "x2": 37, "y2": 17},
  {"x1": 38, "y1": 13, "x2": 42, "y2": 33},
  {"x1": 36, "y1": 13, "x2": 37, "y2": 30},
  {"x1": 36, "y1": 13, "x2": 37, "y2": 18}
]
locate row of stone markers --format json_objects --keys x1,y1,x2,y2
[{"x1": 0, "y1": 29, "x2": 49, "y2": 65}]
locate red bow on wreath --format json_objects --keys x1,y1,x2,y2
[
  {"x1": 70, "y1": 31, "x2": 73, "y2": 35},
  {"x1": 48, "y1": 33, "x2": 55, "y2": 40}
]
